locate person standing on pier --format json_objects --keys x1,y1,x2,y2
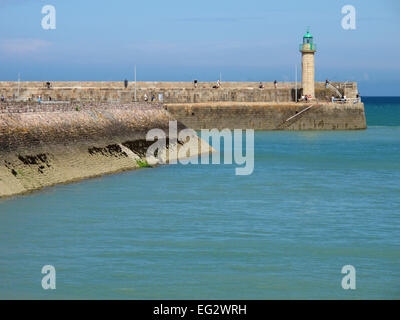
[{"x1": 213, "y1": 80, "x2": 221, "y2": 89}]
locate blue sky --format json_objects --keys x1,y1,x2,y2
[{"x1": 0, "y1": 0, "x2": 399, "y2": 95}]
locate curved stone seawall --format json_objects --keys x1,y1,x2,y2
[
  {"x1": 165, "y1": 102, "x2": 367, "y2": 130},
  {"x1": 0, "y1": 102, "x2": 209, "y2": 198}
]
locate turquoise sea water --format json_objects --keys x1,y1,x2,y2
[{"x1": 0, "y1": 97, "x2": 399, "y2": 299}]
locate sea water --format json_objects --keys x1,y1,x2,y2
[{"x1": 0, "y1": 97, "x2": 399, "y2": 299}]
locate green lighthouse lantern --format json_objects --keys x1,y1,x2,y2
[
  {"x1": 300, "y1": 28, "x2": 316, "y2": 52},
  {"x1": 304, "y1": 30, "x2": 313, "y2": 42}
]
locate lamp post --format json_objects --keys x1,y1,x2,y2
[{"x1": 134, "y1": 65, "x2": 137, "y2": 102}]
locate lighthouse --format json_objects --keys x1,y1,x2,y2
[{"x1": 299, "y1": 29, "x2": 317, "y2": 98}]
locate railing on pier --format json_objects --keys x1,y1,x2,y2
[
  {"x1": 327, "y1": 83, "x2": 343, "y2": 98},
  {"x1": 278, "y1": 105, "x2": 316, "y2": 129},
  {"x1": 338, "y1": 82, "x2": 355, "y2": 89},
  {"x1": 284, "y1": 105, "x2": 314, "y2": 122},
  {"x1": 333, "y1": 98, "x2": 361, "y2": 104}
]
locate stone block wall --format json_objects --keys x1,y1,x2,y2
[
  {"x1": 0, "y1": 81, "x2": 357, "y2": 104},
  {"x1": 165, "y1": 102, "x2": 367, "y2": 131},
  {"x1": 301, "y1": 52, "x2": 315, "y2": 97}
]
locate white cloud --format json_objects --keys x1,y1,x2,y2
[
  {"x1": 0, "y1": 38, "x2": 51, "y2": 55},
  {"x1": 0, "y1": 0, "x2": 34, "y2": 8}
]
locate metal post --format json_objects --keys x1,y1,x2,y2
[
  {"x1": 17, "y1": 73, "x2": 20, "y2": 99},
  {"x1": 134, "y1": 65, "x2": 137, "y2": 102},
  {"x1": 295, "y1": 65, "x2": 297, "y2": 102}
]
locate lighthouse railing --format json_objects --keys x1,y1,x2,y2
[{"x1": 299, "y1": 43, "x2": 317, "y2": 51}]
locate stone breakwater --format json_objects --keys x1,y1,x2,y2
[
  {"x1": 0, "y1": 102, "x2": 210, "y2": 198},
  {"x1": 0, "y1": 81, "x2": 359, "y2": 104},
  {"x1": 165, "y1": 102, "x2": 367, "y2": 131}
]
